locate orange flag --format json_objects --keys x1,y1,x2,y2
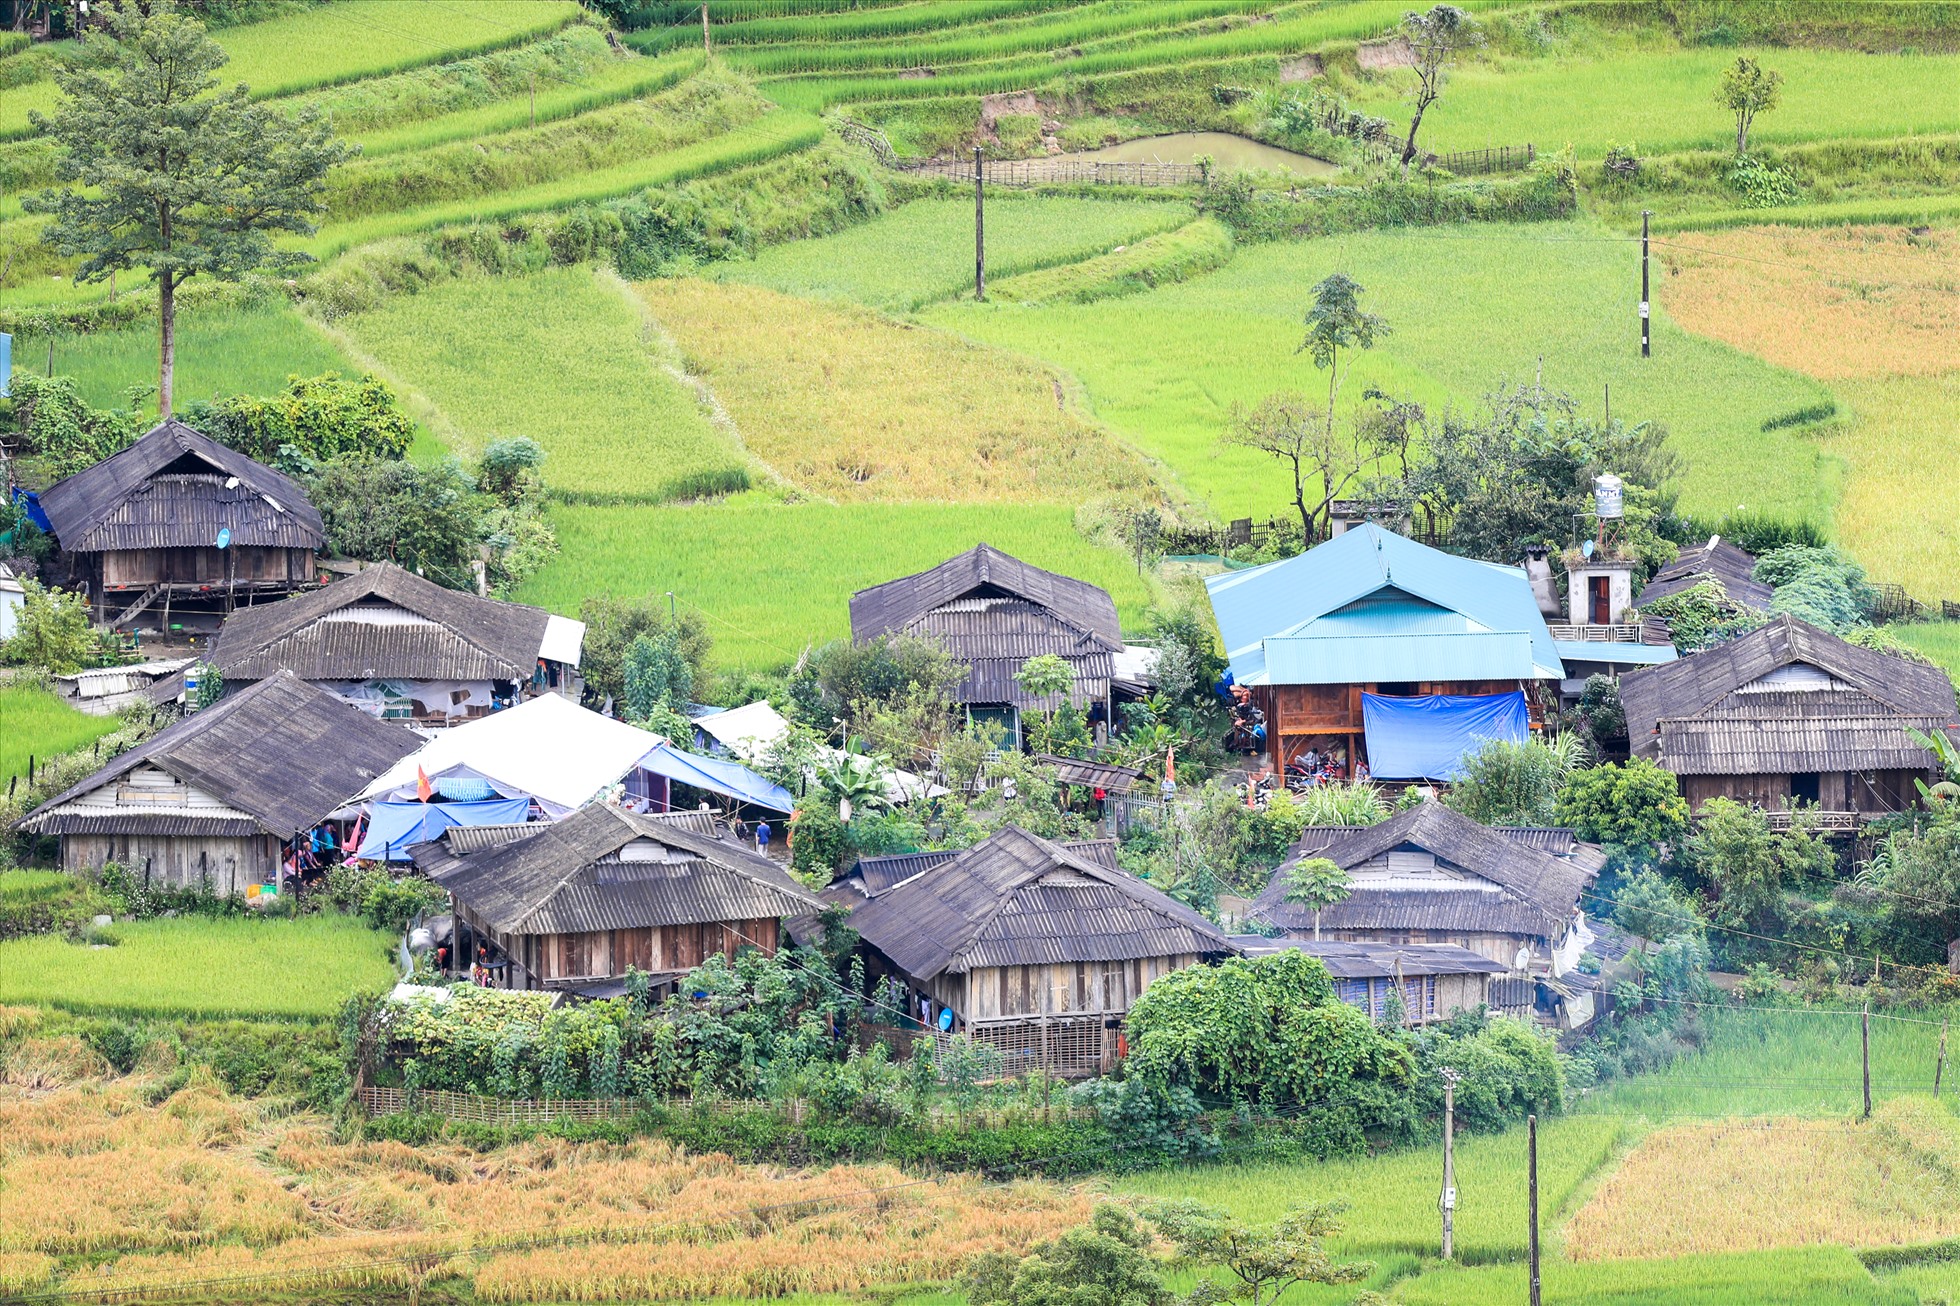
[
  {"x1": 416, "y1": 766, "x2": 433, "y2": 803},
  {"x1": 1164, "y1": 747, "x2": 1176, "y2": 785}
]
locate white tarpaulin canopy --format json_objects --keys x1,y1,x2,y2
[
  {"x1": 694, "y1": 700, "x2": 947, "y2": 802},
  {"x1": 361, "y1": 694, "x2": 661, "y2": 817}
]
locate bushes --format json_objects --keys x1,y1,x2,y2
[
  {"x1": 1554, "y1": 758, "x2": 1690, "y2": 868},
  {"x1": 182, "y1": 372, "x2": 415, "y2": 465},
  {"x1": 1755, "y1": 544, "x2": 1878, "y2": 633}
]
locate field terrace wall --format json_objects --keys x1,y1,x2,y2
[
  {"x1": 37, "y1": 420, "x2": 324, "y2": 626},
  {"x1": 203, "y1": 562, "x2": 585, "y2": 726},
  {"x1": 18, "y1": 672, "x2": 421, "y2": 893},
  {"x1": 1205, "y1": 525, "x2": 1566, "y2": 780},
  {"x1": 1619, "y1": 614, "x2": 1959, "y2": 818},
  {"x1": 850, "y1": 543, "x2": 1124, "y2": 747},
  {"x1": 411, "y1": 804, "x2": 821, "y2": 996},
  {"x1": 843, "y1": 825, "x2": 1233, "y2": 1078},
  {"x1": 1250, "y1": 803, "x2": 1604, "y2": 1029}
]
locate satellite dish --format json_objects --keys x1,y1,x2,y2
[
  {"x1": 1514, "y1": 944, "x2": 1532, "y2": 972},
  {"x1": 1580, "y1": 539, "x2": 1595, "y2": 559},
  {"x1": 214, "y1": 526, "x2": 231, "y2": 550}
]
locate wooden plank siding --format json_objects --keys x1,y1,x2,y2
[
  {"x1": 1681, "y1": 769, "x2": 1920, "y2": 815},
  {"x1": 454, "y1": 907, "x2": 781, "y2": 989},
  {"x1": 60, "y1": 832, "x2": 277, "y2": 893},
  {"x1": 99, "y1": 546, "x2": 314, "y2": 590}
]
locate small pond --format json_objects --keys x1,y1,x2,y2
[{"x1": 1050, "y1": 131, "x2": 1339, "y2": 177}]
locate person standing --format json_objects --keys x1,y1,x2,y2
[{"x1": 755, "y1": 820, "x2": 772, "y2": 854}]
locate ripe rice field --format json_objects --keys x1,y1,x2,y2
[
  {"x1": 0, "y1": 683, "x2": 118, "y2": 793},
  {"x1": 0, "y1": 916, "x2": 397, "y2": 1019},
  {"x1": 920, "y1": 220, "x2": 1835, "y2": 523},
  {"x1": 633, "y1": 278, "x2": 1156, "y2": 503},
  {"x1": 331, "y1": 266, "x2": 748, "y2": 502},
  {"x1": 514, "y1": 500, "x2": 1160, "y2": 672}
]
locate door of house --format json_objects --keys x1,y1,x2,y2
[
  {"x1": 1791, "y1": 773, "x2": 1821, "y2": 804},
  {"x1": 1589, "y1": 575, "x2": 1612, "y2": 624}
]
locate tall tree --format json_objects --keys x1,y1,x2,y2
[
  {"x1": 1219, "y1": 391, "x2": 1367, "y2": 542},
  {"x1": 1299, "y1": 272, "x2": 1388, "y2": 437},
  {"x1": 26, "y1": 1, "x2": 350, "y2": 418},
  {"x1": 1717, "y1": 55, "x2": 1782, "y2": 156},
  {"x1": 1398, "y1": 4, "x2": 1481, "y2": 169}
]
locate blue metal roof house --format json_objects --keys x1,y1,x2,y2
[{"x1": 1205, "y1": 525, "x2": 1566, "y2": 782}]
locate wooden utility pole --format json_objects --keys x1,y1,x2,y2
[
  {"x1": 974, "y1": 146, "x2": 986, "y2": 300},
  {"x1": 1862, "y1": 1002, "x2": 1873, "y2": 1120},
  {"x1": 1639, "y1": 209, "x2": 1651, "y2": 358},
  {"x1": 1527, "y1": 1114, "x2": 1541, "y2": 1306},
  {"x1": 701, "y1": 2, "x2": 710, "y2": 53},
  {"x1": 1937, "y1": 1019, "x2": 1949, "y2": 1099},
  {"x1": 1440, "y1": 1068, "x2": 1459, "y2": 1261}
]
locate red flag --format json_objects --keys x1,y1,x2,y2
[
  {"x1": 1164, "y1": 747, "x2": 1176, "y2": 785},
  {"x1": 416, "y1": 766, "x2": 433, "y2": 803}
]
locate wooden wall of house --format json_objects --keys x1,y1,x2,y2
[
  {"x1": 519, "y1": 917, "x2": 782, "y2": 985},
  {"x1": 1259, "y1": 679, "x2": 1544, "y2": 770},
  {"x1": 932, "y1": 953, "x2": 1200, "y2": 1025},
  {"x1": 1313, "y1": 927, "x2": 1543, "y2": 972},
  {"x1": 1683, "y1": 770, "x2": 1920, "y2": 814},
  {"x1": 1436, "y1": 973, "x2": 1488, "y2": 1019},
  {"x1": 61, "y1": 832, "x2": 278, "y2": 893},
  {"x1": 98, "y1": 546, "x2": 314, "y2": 589}
]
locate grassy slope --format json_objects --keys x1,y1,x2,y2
[
  {"x1": 719, "y1": 195, "x2": 1194, "y2": 311},
  {"x1": 922, "y1": 221, "x2": 1835, "y2": 523},
  {"x1": 514, "y1": 499, "x2": 1159, "y2": 673},
  {"x1": 0, "y1": 915, "x2": 397, "y2": 1018},
  {"x1": 1346, "y1": 47, "x2": 1960, "y2": 159},
  {"x1": 0, "y1": 683, "x2": 119, "y2": 791},
  {"x1": 330, "y1": 266, "x2": 746, "y2": 502},
  {"x1": 1893, "y1": 621, "x2": 1960, "y2": 678}
]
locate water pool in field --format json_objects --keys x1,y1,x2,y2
[{"x1": 1051, "y1": 131, "x2": 1339, "y2": 176}]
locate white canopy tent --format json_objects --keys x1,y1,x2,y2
[{"x1": 693, "y1": 700, "x2": 947, "y2": 803}]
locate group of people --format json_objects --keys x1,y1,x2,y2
[{"x1": 1288, "y1": 743, "x2": 1368, "y2": 788}]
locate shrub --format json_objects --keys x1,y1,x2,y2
[
  {"x1": 360, "y1": 876, "x2": 449, "y2": 934},
  {"x1": 1444, "y1": 738, "x2": 1572, "y2": 827},
  {"x1": 1756, "y1": 545, "x2": 1878, "y2": 633},
  {"x1": 183, "y1": 372, "x2": 416, "y2": 465},
  {"x1": 1554, "y1": 759, "x2": 1689, "y2": 867}
]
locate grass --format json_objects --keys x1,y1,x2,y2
[
  {"x1": 720, "y1": 194, "x2": 1194, "y2": 311},
  {"x1": 1653, "y1": 191, "x2": 1960, "y2": 234},
  {"x1": 1345, "y1": 47, "x2": 1960, "y2": 159},
  {"x1": 633, "y1": 278, "x2": 1155, "y2": 503},
  {"x1": 921, "y1": 220, "x2": 1836, "y2": 523},
  {"x1": 514, "y1": 499, "x2": 1160, "y2": 673},
  {"x1": 1393, "y1": 1246, "x2": 1916, "y2": 1305},
  {"x1": 987, "y1": 217, "x2": 1236, "y2": 304},
  {"x1": 0, "y1": 1, "x2": 584, "y2": 140},
  {"x1": 1892, "y1": 622, "x2": 1960, "y2": 678},
  {"x1": 333, "y1": 266, "x2": 746, "y2": 503},
  {"x1": 0, "y1": 683, "x2": 120, "y2": 793},
  {"x1": 0, "y1": 915, "x2": 397, "y2": 1019}
]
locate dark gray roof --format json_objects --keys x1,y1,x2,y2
[
  {"x1": 39, "y1": 420, "x2": 324, "y2": 554},
  {"x1": 21, "y1": 671, "x2": 420, "y2": 837},
  {"x1": 847, "y1": 825, "x2": 1231, "y2": 979},
  {"x1": 437, "y1": 810, "x2": 717, "y2": 856},
  {"x1": 1635, "y1": 538, "x2": 1772, "y2": 611},
  {"x1": 1620, "y1": 615, "x2": 1958, "y2": 774},
  {"x1": 1036, "y1": 754, "x2": 1142, "y2": 795},
  {"x1": 1251, "y1": 802, "x2": 1595, "y2": 938},
  {"x1": 414, "y1": 804, "x2": 822, "y2": 937},
  {"x1": 1230, "y1": 937, "x2": 1506, "y2": 979},
  {"x1": 849, "y1": 545, "x2": 1120, "y2": 709},
  {"x1": 849, "y1": 838, "x2": 1119, "y2": 899},
  {"x1": 211, "y1": 563, "x2": 553, "y2": 682}
]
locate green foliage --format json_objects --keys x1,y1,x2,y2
[
  {"x1": 1609, "y1": 868, "x2": 1707, "y2": 945},
  {"x1": 1755, "y1": 544, "x2": 1878, "y2": 633},
  {"x1": 1569, "y1": 674, "x2": 1627, "y2": 753},
  {"x1": 1554, "y1": 759, "x2": 1689, "y2": 869},
  {"x1": 0, "y1": 868, "x2": 110, "y2": 941},
  {"x1": 3, "y1": 371, "x2": 139, "y2": 478},
  {"x1": 357, "y1": 876, "x2": 449, "y2": 935},
  {"x1": 1637, "y1": 576, "x2": 1767, "y2": 653},
  {"x1": 1, "y1": 581, "x2": 95, "y2": 673},
  {"x1": 183, "y1": 372, "x2": 415, "y2": 465},
  {"x1": 1123, "y1": 951, "x2": 1411, "y2": 1106},
  {"x1": 305, "y1": 456, "x2": 481, "y2": 584},
  {"x1": 1715, "y1": 54, "x2": 1783, "y2": 154},
  {"x1": 1686, "y1": 797, "x2": 1833, "y2": 936},
  {"x1": 1283, "y1": 857, "x2": 1351, "y2": 922},
  {"x1": 988, "y1": 218, "x2": 1235, "y2": 306},
  {"x1": 478, "y1": 437, "x2": 547, "y2": 503},
  {"x1": 966, "y1": 1205, "x2": 1170, "y2": 1306},
  {"x1": 577, "y1": 594, "x2": 711, "y2": 710},
  {"x1": 1144, "y1": 1198, "x2": 1370, "y2": 1306},
  {"x1": 1725, "y1": 151, "x2": 1802, "y2": 207},
  {"x1": 1856, "y1": 804, "x2": 1960, "y2": 967},
  {"x1": 1444, "y1": 740, "x2": 1573, "y2": 828},
  {"x1": 622, "y1": 626, "x2": 697, "y2": 722},
  {"x1": 1283, "y1": 780, "x2": 1391, "y2": 828}
]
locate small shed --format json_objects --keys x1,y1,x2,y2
[
  {"x1": 205, "y1": 562, "x2": 583, "y2": 724},
  {"x1": 845, "y1": 825, "x2": 1234, "y2": 1076},
  {"x1": 850, "y1": 544, "x2": 1123, "y2": 745},
  {"x1": 411, "y1": 804, "x2": 823, "y2": 994},
  {"x1": 1230, "y1": 936, "x2": 1504, "y2": 1025},
  {"x1": 1619, "y1": 614, "x2": 1959, "y2": 816},
  {"x1": 19, "y1": 671, "x2": 421, "y2": 893},
  {"x1": 38, "y1": 420, "x2": 324, "y2": 625}
]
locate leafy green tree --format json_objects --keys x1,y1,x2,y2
[
  {"x1": 1145, "y1": 1200, "x2": 1370, "y2": 1306},
  {"x1": 1298, "y1": 273, "x2": 1387, "y2": 438},
  {"x1": 1398, "y1": 5, "x2": 1482, "y2": 169},
  {"x1": 478, "y1": 437, "x2": 548, "y2": 504},
  {"x1": 1856, "y1": 805, "x2": 1960, "y2": 965},
  {"x1": 1686, "y1": 797, "x2": 1831, "y2": 933},
  {"x1": 577, "y1": 595, "x2": 711, "y2": 710},
  {"x1": 1609, "y1": 869, "x2": 1706, "y2": 944},
  {"x1": 1717, "y1": 55, "x2": 1782, "y2": 155},
  {"x1": 2, "y1": 581, "x2": 95, "y2": 672},
  {"x1": 622, "y1": 627, "x2": 696, "y2": 723},
  {"x1": 305, "y1": 456, "x2": 480, "y2": 585},
  {"x1": 1755, "y1": 545, "x2": 1878, "y2": 633},
  {"x1": 964, "y1": 1205, "x2": 1170, "y2": 1306},
  {"x1": 810, "y1": 634, "x2": 968, "y2": 737},
  {"x1": 1220, "y1": 391, "x2": 1344, "y2": 543},
  {"x1": 1554, "y1": 758, "x2": 1689, "y2": 868},
  {"x1": 26, "y1": 0, "x2": 350, "y2": 418},
  {"x1": 183, "y1": 373, "x2": 414, "y2": 466},
  {"x1": 1445, "y1": 739, "x2": 1574, "y2": 827},
  {"x1": 5, "y1": 373, "x2": 139, "y2": 479},
  {"x1": 789, "y1": 799, "x2": 849, "y2": 886},
  {"x1": 1017, "y1": 653, "x2": 1075, "y2": 752},
  {"x1": 1283, "y1": 856, "x2": 1351, "y2": 940}
]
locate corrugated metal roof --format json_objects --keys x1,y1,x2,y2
[
  {"x1": 1204, "y1": 525, "x2": 1562, "y2": 687},
  {"x1": 414, "y1": 804, "x2": 821, "y2": 936},
  {"x1": 24, "y1": 813, "x2": 263, "y2": 838},
  {"x1": 1635, "y1": 539, "x2": 1773, "y2": 611},
  {"x1": 1235, "y1": 938, "x2": 1507, "y2": 979},
  {"x1": 847, "y1": 826, "x2": 1231, "y2": 979},
  {"x1": 39, "y1": 420, "x2": 324, "y2": 553},
  {"x1": 20, "y1": 672, "x2": 421, "y2": 838},
  {"x1": 1264, "y1": 630, "x2": 1536, "y2": 686},
  {"x1": 852, "y1": 544, "x2": 1121, "y2": 647}
]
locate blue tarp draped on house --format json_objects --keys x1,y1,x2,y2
[
  {"x1": 639, "y1": 743, "x2": 795, "y2": 813},
  {"x1": 353, "y1": 797, "x2": 533, "y2": 862},
  {"x1": 1361, "y1": 691, "x2": 1530, "y2": 781}
]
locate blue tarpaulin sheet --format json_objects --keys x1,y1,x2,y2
[
  {"x1": 11, "y1": 488, "x2": 49, "y2": 534},
  {"x1": 640, "y1": 743, "x2": 794, "y2": 813},
  {"x1": 353, "y1": 797, "x2": 532, "y2": 861},
  {"x1": 1361, "y1": 691, "x2": 1529, "y2": 781}
]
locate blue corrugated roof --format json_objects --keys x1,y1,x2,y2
[
  {"x1": 1204, "y1": 525, "x2": 1564, "y2": 686},
  {"x1": 1553, "y1": 640, "x2": 1678, "y2": 666}
]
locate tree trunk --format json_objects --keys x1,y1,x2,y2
[
  {"x1": 1736, "y1": 114, "x2": 1748, "y2": 156},
  {"x1": 1291, "y1": 457, "x2": 1312, "y2": 541},
  {"x1": 1400, "y1": 97, "x2": 1430, "y2": 167},
  {"x1": 157, "y1": 269, "x2": 176, "y2": 420}
]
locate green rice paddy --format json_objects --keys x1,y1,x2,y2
[{"x1": 0, "y1": 682, "x2": 119, "y2": 794}]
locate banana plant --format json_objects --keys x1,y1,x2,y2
[{"x1": 1905, "y1": 726, "x2": 1960, "y2": 804}]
